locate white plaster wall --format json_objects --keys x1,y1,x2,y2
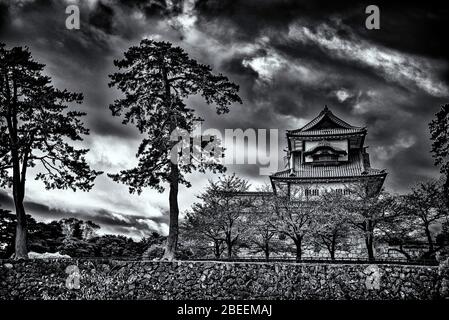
[{"x1": 290, "y1": 181, "x2": 360, "y2": 200}]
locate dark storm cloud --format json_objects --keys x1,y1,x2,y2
[
  {"x1": 337, "y1": 2, "x2": 449, "y2": 88},
  {"x1": 196, "y1": 0, "x2": 449, "y2": 61},
  {"x1": 195, "y1": 0, "x2": 362, "y2": 41},
  {"x1": 0, "y1": 2, "x2": 9, "y2": 32},
  {"x1": 195, "y1": 0, "x2": 449, "y2": 95},
  {"x1": 88, "y1": 1, "x2": 116, "y2": 34},
  {"x1": 341, "y1": 2, "x2": 449, "y2": 61},
  {"x1": 121, "y1": 0, "x2": 184, "y2": 17},
  {"x1": 0, "y1": 0, "x2": 161, "y2": 141}
]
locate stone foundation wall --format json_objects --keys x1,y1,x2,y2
[{"x1": 0, "y1": 259, "x2": 447, "y2": 300}]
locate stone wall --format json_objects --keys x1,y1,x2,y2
[{"x1": 0, "y1": 259, "x2": 447, "y2": 300}]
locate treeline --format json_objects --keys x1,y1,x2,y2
[
  {"x1": 0, "y1": 213, "x2": 170, "y2": 260},
  {"x1": 1, "y1": 176, "x2": 448, "y2": 262},
  {"x1": 181, "y1": 175, "x2": 449, "y2": 262}
]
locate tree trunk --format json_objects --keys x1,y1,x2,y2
[
  {"x1": 424, "y1": 224, "x2": 434, "y2": 254},
  {"x1": 13, "y1": 199, "x2": 27, "y2": 259},
  {"x1": 163, "y1": 162, "x2": 179, "y2": 261},
  {"x1": 5, "y1": 68, "x2": 29, "y2": 259},
  {"x1": 264, "y1": 243, "x2": 270, "y2": 262},
  {"x1": 330, "y1": 234, "x2": 336, "y2": 260},
  {"x1": 226, "y1": 239, "x2": 232, "y2": 259},
  {"x1": 12, "y1": 146, "x2": 28, "y2": 259},
  {"x1": 294, "y1": 238, "x2": 302, "y2": 262},
  {"x1": 400, "y1": 245, "x2": 412, "y2": 261},
  {"x1": 363, "y1": 219, "x2": 375, "y2": 261},
  {"x1": 214, "y1": 240, "x2": 221, "y2": 259},
  {"x1": 13, "y1": 165, "x2": 27, "y2": 259},
  {"x1": 389, "y1": 247, "x2": 411, "y2": 261},
  {"x1": 365, "y1": 233, "x2": 375, "y2": 261},
  {"x1": 161, "y1": 57, "x2": 179, "y2": 262}
]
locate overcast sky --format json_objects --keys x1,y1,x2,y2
[{"x1": 0, "y1": 0, "x2": 448, "y2": 239}]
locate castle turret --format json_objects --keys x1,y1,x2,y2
[{"x1": 270, "y1": 106, "x2": 386, "y2": 199}]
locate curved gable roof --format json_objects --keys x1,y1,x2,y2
[{"x1": 290, "y1": 106, "x2": 364, "y2": 134}]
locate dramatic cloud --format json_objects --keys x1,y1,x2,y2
[
  {"x1": 288, "y1": 22, "x2": 448, "y2": 97},
  {"x1": 1, "y1": 0, "x2": 448, "y2": 237}
]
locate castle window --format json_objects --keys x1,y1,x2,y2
[
  {"x1": 307, "y1": 189, "x2": 319, "y2": 196},
  {"x1": 336, "y1": 189, "x2": 343, "y2": 195},
  {"x1": 344, "y1": 189, "x2": 351, "y2": 195}
]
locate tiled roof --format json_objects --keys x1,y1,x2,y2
[
  {"x1": 288, "y1": 128, "x2": 365, "y2": 137},
  {"x1": 288, "y1": 106, "x2": 365, "y2": 137},
  {"x1": 221, "y1": 191, "x2": 274, "y2": 197},
  {"x1": 271, "y1": 152, "x2": 386, "y2": 179}
]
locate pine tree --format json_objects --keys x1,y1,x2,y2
[
  {"x1": 0, "y1": 43, "x2": 101, "y2": 259},
  {"x1": 108, "y1": 40, "x2": 241, "y2": 260}
]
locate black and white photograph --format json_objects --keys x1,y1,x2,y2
[{"x1": 0, "y1": 0, "x2": 449, "y2": 314}]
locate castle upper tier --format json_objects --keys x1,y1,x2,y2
[{"x1": 270, "y1": 106, "x2": 387, "y2": 199}]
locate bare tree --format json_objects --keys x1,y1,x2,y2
[
  {"x1": 345, "y1": 183, "x2": 396, "y2": 261},
  {"x1": 244, "y1": 186, "x2": 280, "y2": 261},
  {"x1": 313, "y1": 190, "x2": 350, "y2": 260},
  {"x1": 182, "y1": 174, "x2": 250, "y2": 259},
  {"x1": 271, "y1": 186, "x2": 316, "y2": 261},
  {"x1": 182, "y1": 203, "x2": 226, "y2": 259},
  {"x1": 213, "y1": 175, "x2": 252, "y2": 258},
  {"x1": 377, "y1": 212, "x2": 420, "y2": 261},
  {"x1": 399, "y1": 179, "x2": 449, "y2": 258}
]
